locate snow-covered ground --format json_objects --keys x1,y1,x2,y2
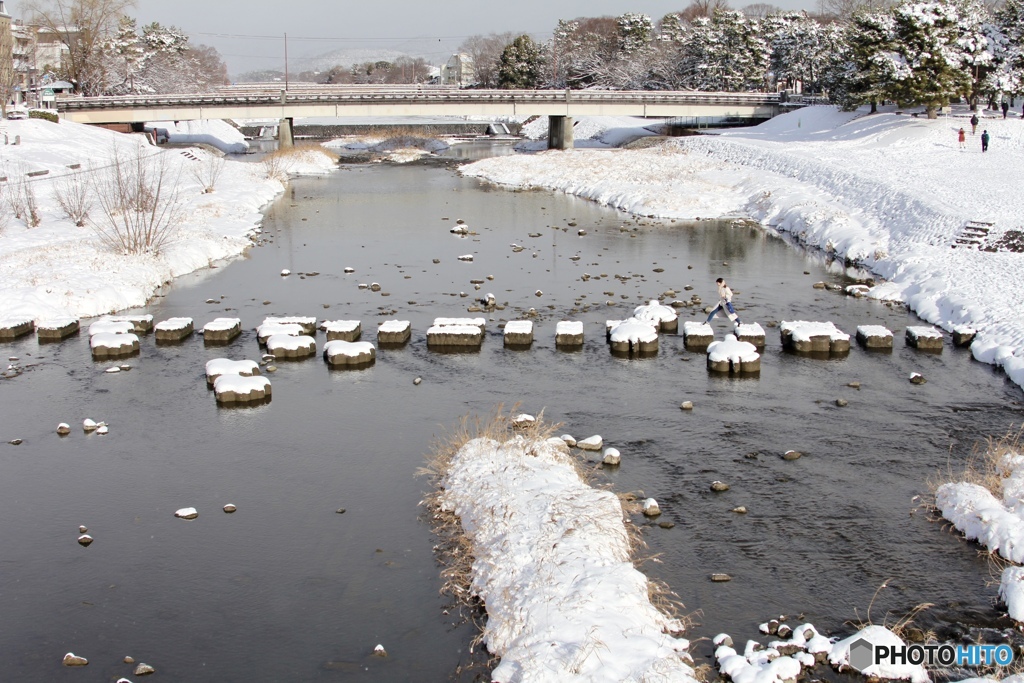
[
  {"x1": 518, "y1": 115, "x2": 664, "y2": 149},
  {"x1": 463, "y1": 105, "x2": 1024, "y2": 389},
  {"x1": 0, "y1": 119, "x2": 336, "y2": 323}
]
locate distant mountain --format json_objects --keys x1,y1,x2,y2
[{"x1": 294, "y1": 47, "x2": 412, "y2": 73}]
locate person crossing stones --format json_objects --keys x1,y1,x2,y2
[{"x1": 706, "y1": 277, "x2": 742, "y2": 330}]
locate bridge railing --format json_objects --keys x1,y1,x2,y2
[{"x1": 57, "y1": 88, "x2": 781, "y2": 111}]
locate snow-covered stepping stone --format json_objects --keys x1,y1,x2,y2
[
  {"x1": 707, "y1": 334, "x2": 761, "y2": 373},
  {"x1": 683, "y1": 321, "x2": 714, "y2": 349},
  {"x1": 856, "y1": 324, "x2": 893, "y2": 349},
  {"x1": 262, "y1": 316, "x2": 317, "y2": 335},
  {"x1": 503, "y1": 320, "x2": 534, "y2": 346},
  {"x1": 735, "y1": 322, "x2": 766, "y2": 347},
  {"x1": 952, "y1": 325, "x2": 976, "y2": 347},
  {"x1": 213, "y1": 375, "x2": 271, "y2": 403},
  {"x1": 202, "y1": 317, "x2": 242, "y2": 343},
  {"x1": 608, "y1": 318, "x2": 658, "y2": 355},
  {"x1": 36, "y1": 317, "x2": 80, "y2": 341},
  {"x1": 323, "y1": 340, "x2": 376, "y2": 367},
  {"x1": 377, "y1": 320, "x2": 411, "y2": 345},
  {"x1": 0, "y1": 317, "x2": 34, "y2": 341},
  {"x1": 321, "y1": 320, "x2": 361, "y2": 342},
  {"x1": 555, "y1": 321, "x2": 583, "y2": 348},
  {"x1": 602, "y1": 447, "x2": 621, "y2": 465},
  {"x1": 265, "y1": 334, "x2": 316, "y2": 359},
  {"x1": 433, "y1": 317, "x2": 485, "y2": 332},
  {"x1": 155, "y1": 317, "x2": 194, "y2": 343},
  {"x1": 906, "y1": 326, "x2": 943, "y2": 351},
  {"x1": 205, "y1": 358, "x2": 260, "y2": 384},
  {"x1": 256, "y1": 321, "x2": 303, "y2": 344},
  {"x1": 90, "y1": 332, "x2": 140, "y2": 358},
  {"x1": 577, "y1": 435, "x2": 603, "y2": 451},
  {"x1": 633, "y1": 299, "x2": 678, "y2": 333},
  {"x1": 428, "y1": 323, "x2": 483, "y2": 349},
  {"x1": 780, "y1": 321, "x2": 850, "y2": 354},
  {"x1": 104, "y1": 314, "x2": 154, "y2": 334},
  {"x1": 88, "y1": 319, "x2": 134, "y2": 336}
]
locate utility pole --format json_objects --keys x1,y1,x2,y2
[{"x1": 284, "y1": 32, "x2": 289, "y2": 91}]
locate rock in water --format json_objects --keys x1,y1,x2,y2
[
  {"x1": 77, "y1": 535, "x2": 93, "y2": 546},
  {"x1": 175, "y1": 508, "x2": 198, "y2": 520},
  {"x1": 63, "y1": 653, "x2": 88, "y2": 666},
  {"x1": 710, "y1": 481, "x2": 730, "y2": 492},
  {"x1": 134, "y1": 662, "x2": 156, "y2": 675}
]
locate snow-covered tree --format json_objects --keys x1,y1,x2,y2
[
  {"x1": 678, "y1": 10, "x2": 771, "y2": 91},
  {"x1": 764, "y1": 12, "x2": 843, "y2": 93},
  {"x1": 617, "y1": 13, "x2": 654, "y2": 54},
  {"x1": 497, "y1": 35, "x2": 544, "y2": 89},
  {"x1": 100, "y1": 19, "x2": 227, "y2": 94},
  {"x1": 992, "y1": 0, "x2": 1024, "y2": 95}
]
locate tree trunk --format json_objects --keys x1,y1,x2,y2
[
  {"x1": 870, "y1": 100, "x2": 877, "y2": 114},
  {"x1": 926, "y1": 106, "x2": 938, "y2": 119}
]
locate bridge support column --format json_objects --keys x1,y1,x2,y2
[
  {"x1": 278, "y1": 117, "x2": 294, "y2": 148},
  {"x1": 548, "y1": 116, "x2": 574, "y2": 150}
]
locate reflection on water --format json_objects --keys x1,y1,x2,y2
[{"x1": 0, "y1": 158, "x2": 1021, "y2": 681}]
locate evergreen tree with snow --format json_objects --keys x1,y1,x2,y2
[
  {"x1": 498, "y1": 35, "x2": 544, "y2": 89},
  {"x1": 617, "y1": 13, "x2": 654, "y2": 55},
  {"x1": 678, "y1": 10, "x2": 770, "y2": 91}
]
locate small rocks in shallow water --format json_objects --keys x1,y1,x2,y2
[
  {"x1": 560, "y1": 434, "x2": 577, "y2": 447},
  {"x1": 847, "y1": 381, "x2": 861, "y2": 389},
  {"x1": 57, "y1": 423, "x2": 71, "y2": 435},
  {"x1": 782, "y1": 450, "x2": 802, "y2": 460},
  {"x1": 413, "y1": 377, "x2": 422, "y2": 385},
  {"x1": 79, "y1": 525, "x2": 88, "y2": 533},
  {"x1": 124, "y1": 656, "x2": 135, "y2": 663},
  {"x1": 134, "y1": 662, "x2": 155, "y2": 675},
  {"x1": 577, "y1": 435, "x2": 603, "y2": 451},
  {"x1": 175, "y1": 507, "x2": 198, "y2": 520},
  {"x1": 766, "y1": 619, "x2": 780, "y2": 635},
  {"x1": 777, "y1": 624, "x2": 793, "y2": 639},
  {"x1": 344, "y1": 267, "x2": 355, "y2": 273},
  {"x1": 910, "y1": 372, "x2": 927, "y2": 384},
  {"x1": 281, "y1": 269, "x2": 290, "y2": 276},
  {"x1": 336, "y1": 508, "x2": 346, "y2": 514},
  {"x1": 642, "y1": 498, "x2": 661, "y2": 517},
  {"x1": 83, "y1": 419, "x2": 99, "y2": 432},
  {"x1": 658, "y1": 521, "x2": 675, "y2": 529},
  {"x1": 710, "y1": 573, "x2": 732, "y2": 582},
  {"x1": 96, "y1": 425, "x2": 109, "y2": 435},
  {"x1": 710, "y1": 481, "x2": 730, "y2": 492},
  {"x1": 372, "y1": 644, "x2": 387, "y2": 658},
  {"x1": 731, "y1": 506, "x2": 748, "y2": 514},
  {"x1": 265, "y1": 365, "x2": 277, "y2": 373},
  {"x1": 835, "y1": 398, "x2": 848, "y2": 407},
  {"x1": 534, "y1": 290, "x2": 543, "y2": 297},
  {"x1": 105, "y1": 367, "x2": 121, "y2": 373},
  {"x1": 680, "y1": 401, "x2": 693, "y2": 411},
  {"x1": 602, "y1": 448, "x2": 621, "y2": 466},
  {"x1": 119, "y1": 364, "x2": 131, "y2": 371},
  {"x1": 223, "y1": 504, "x2": 237, "y2": 513},
  {"x1": 78, "y1": 534, "x2": 93, "y2": 546},
  {"x1": 63, "y1": 653, "x2": 88, "y2": 666},
  {"x1": 9, "y1": 438, "x2": 22, "y2": 445}
]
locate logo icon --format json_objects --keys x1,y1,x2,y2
[{"x1": 849, "y1": 638, "x2": 875, "y2": 671}]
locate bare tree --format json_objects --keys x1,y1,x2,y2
[
  {"x1": 5, "y1": 168, "x2": 41, "y2": 227},
  {"x1": 91, "y1": 143, "x2": 183, "y2": 254},
  {"x1": 189, "y1": 152, "x2": 225, "y2": 193},
  {"x1": 53, "y1": 168, "x2": 92, "y2": 225},
  {"x1": 458, "y1": 32, "x2": 518, "y2": 87},
  {"x1": 816, "y1": 0, "x2": 892, "y2": 21},
  {"x1": 24, "y1": 0, "x2": 136, "y2": 95},
  {"x1": 680, "y1": 0, "x2": 733, "y2": 22},
  {"x1": 742, "y1": 3, "x2": 782, "y2": 18}
]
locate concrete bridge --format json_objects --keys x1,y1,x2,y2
[{"x1": 57, "y1": 85, "x2": 784, "y2": 149}]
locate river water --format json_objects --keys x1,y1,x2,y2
[{"x1": 2, "y1": 147, "x2": 1022, "y2": 682}]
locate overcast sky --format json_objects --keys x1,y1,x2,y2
[{"x1": 98, "y1": 0, "x2": 813, "y2": 76}]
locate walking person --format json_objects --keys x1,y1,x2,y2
[
  {"x1": 706, "y1": 277, "x2": 742, "y2": 330},
  {"x1": 971, "y1": 113, "x2": 979, "y2": 134},
  {"x1": 958, "y1": 127, "x2": 966, "y2": 149},
  {"x1": 1003, "y1": 101, "x2": 1009, "y2": 119},
  {"x1": 982, "y1": 129, "x2": 990, "y2": 152}
]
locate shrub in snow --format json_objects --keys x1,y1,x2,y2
[{"x1": 53, "y1": 167, "x2": 93, "y2": 226}]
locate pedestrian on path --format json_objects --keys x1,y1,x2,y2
[
  {"x1": 982, "y1": 129, "x2": 990, "y2": 152},
  {"x1": 706, "y1": 277, "x2": 742, "y2": 330},
  {"x1": 1003, "y1": 101, "x2": 1009, "y2": 119},
  {"x1": 958, "y1": 127, "x2": 966, "y2": 149},
  {"x1": 971, "y1": 114, "x2": 979, "y2": 134}
]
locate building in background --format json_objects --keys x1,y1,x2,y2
[
  {"x1": 0, "y1": 1, "x2": 13, "y2": 111},
  {"x1": 440, "y1": 53, "x2": 474, "y2": 87}
]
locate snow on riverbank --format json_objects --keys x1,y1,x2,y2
[
  {"x1": 0, "y1": 119, "x2": 336, "y2": 322},
  {"x1": 437, "y1": 434, "x2": 695, "y2": 682},
  {"x1": 462, "y1": 105, "x2": 1024, "y2": 389}
]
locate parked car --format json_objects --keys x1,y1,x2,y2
[{"x1": 6, "y1": 107, "x2": 29, "y2": 120}]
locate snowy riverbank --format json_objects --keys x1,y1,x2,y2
[
  {"x1": 462, "y1": 105, "x2": 1024, "y2": 389},
  {"x1": 0, "y1": 119, "x2": 337, "y2": 323}
]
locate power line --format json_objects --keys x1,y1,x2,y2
[{"x1": 192, "y1": 31, "x2": 475, "y2": 42}]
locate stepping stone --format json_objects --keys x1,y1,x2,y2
[
  {"x1": 856, "y1": 324, "x2": 893, "y2": 349},
  {"x1": 323, "y1": 340, "x2": 376, "y2": 367},
  {"x1": 906, "y1": 326, "x2": 943, "y2": 351},
  {"x1": 608, "y1": 318, "x2": 658, "y2": 356},
  {"x1": 556, "y1": 321, "x2": 584, "y2": 348},
  {"x1": 213, "y1": 375, "x2": 271, "y2": 403},
  {"x1": 265, "y1": 334, "x2": 316, "y2": 359},
  {"x1": 205, "y1": 358, "x2": 260, "y2": 384},
  {"x1": 735, "y1": 322, "x2": 766, "y2": 348},
  {"x1": 88, "y1": 319, "x2": 134, "y2": 336},
  {"x1": 155, "y1": 317, "x2": 194, "y2": 343},
  {"x1": 632, "y1": 299, "x2": 678, "y2": 333},
  {"x1": 90, "y1": 332, "x2": 140, "y2": 358},
  {"x1": 682, "y1": 321, "x2": 714, "y2": 350},
  {"x1": 321, "y1": 320, "x2": 361, "y2": 342},
  {"x1": 36, "y1": 317, "x2": 79, "y2": 341},
  {"x1": 103, "y1": 314, "x2": 154, "y2": 334},
  {"x1": 780, "y1": 320, "x2": 850, "y2": 354},
  {"x1": 202, "y1": 317, "x2": 242, "y2": 343},
  {"x1": 433, "y1": 317, "x2": 485, "y2": 332},
  {"x1": 427, "y1": 322, "x2": 483, "y2": 349},
  {"x1": 377, "y1": 320, "x2": 411, "y2": 345},
  {"x1": 707, "y1": 334, "x2": 760, "y2": 374},
  {"x1": 952, "y1": 326, "x2": 976, "y2": 347},
  {"x1": 261, "y1": 316, "x2": 317, "y2": 335},
  {"x1": 503, "y1": 320, "x2": 534, "y2": 346},
  {"x1": 256, "y1": 321, "x2": 304, "y2": 344}
]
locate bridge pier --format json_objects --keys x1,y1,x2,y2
[
  {"x1": 278, "y1": 117, "x2": 294, "y2": 148},
  {"x1": 548, "y1": 116, "x2": 574, "y2": 150}
]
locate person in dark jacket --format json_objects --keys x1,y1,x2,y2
[
  {"x1": 971, "y1": 113, "x2": 979, "y2": 134},
  {"x1": 1003, "y1": 101, "x2": 1010, "y2": 119},
  {"x1": 981, "y1": 130, "x2": 990, "y2": 152}
]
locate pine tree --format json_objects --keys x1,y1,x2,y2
[
  {"x1": 497, "y1": 35, "x2": 544, "y2": 89},
  {"x1": 617, "y1": 13, "x2": 654, "y2": 55}
]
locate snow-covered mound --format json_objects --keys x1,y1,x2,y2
[
  {"x1": 439, "y1": 435, "x2": 695, "y2": 682},
  {"x1": 518, "y1": 115, "x2": 663, "y2": 149}
]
